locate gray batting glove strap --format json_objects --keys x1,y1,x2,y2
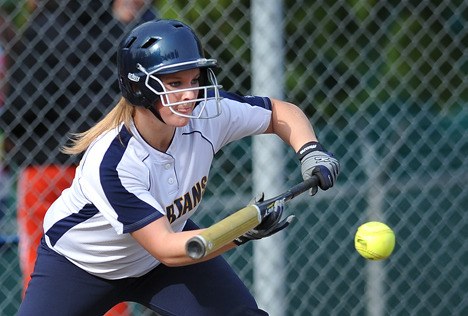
[
  {"x1": 234, "y1": 199, "x2": 295, "y2": 246},
  {"x1": 298, "y1": 141, "x2": 340, "y2": 195}
]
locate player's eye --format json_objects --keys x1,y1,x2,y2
[
  {"x1": 191, "y1": 77, "x2": 200, "y2": 86},
  {"x1": 167, "y1": 81, "x2": 181, "y2": 88}
]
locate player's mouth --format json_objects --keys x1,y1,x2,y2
[{"x1": 174, "y1": 105, "x2": 194, "y2": 114}]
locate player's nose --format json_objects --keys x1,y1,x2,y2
[{"x1": 181, "y1": 88, "x2": 198, "y2": 101}]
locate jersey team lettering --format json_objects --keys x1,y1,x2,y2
[{"x1": 166, "y1": 176, "x2": 207, "y2": 223}]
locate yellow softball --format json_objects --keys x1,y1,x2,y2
[{"x1": 354, "y1": 222, "x2": 395, "y2": 260}]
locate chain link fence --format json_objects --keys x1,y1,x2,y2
[{"x1": 0, "y1": 0, "x2": 466, "y2": 315}]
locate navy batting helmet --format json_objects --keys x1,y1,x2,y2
[{"x1": 117, "y1": 19, "x2": 222, "y2": 119}]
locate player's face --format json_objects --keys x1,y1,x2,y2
[{"x1": 156, "y1": 68, "x2": 201, "y2": 127}]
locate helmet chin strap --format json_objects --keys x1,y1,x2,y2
[{"x1": 147, "y1": 103, "x2": 167, "y2": 125}]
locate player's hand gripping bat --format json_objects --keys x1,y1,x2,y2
[{"x1": 185, "y1": 176, "x2": 319, "y2": 259}]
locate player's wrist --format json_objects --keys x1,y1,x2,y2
[{"x1": 296, "y1": 141, "x2": 325, "y2": 161}]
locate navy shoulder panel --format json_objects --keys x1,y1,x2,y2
[{"x1": 208, "y1": 90, "x2": 272, "y2": 110}]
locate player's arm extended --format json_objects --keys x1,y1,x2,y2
[
  {"x1": 265, "y1": 98, "x2": 340, "y2": 195},
  {"x1": 131, "y1": 217, "x2": 236, "y2": 266},
  {"x1": 263, "y1": 98, "x2": 318, "y2": 151}
]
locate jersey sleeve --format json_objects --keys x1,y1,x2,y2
[{"x1": 206, "y1": 90, "x2": 273, "y2": 152}]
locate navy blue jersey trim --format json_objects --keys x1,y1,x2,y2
[
  {"x1": 46, "y1": 204, "x2": 99, "y2": 246},
  {"x1": 100, "y1": 126, "x2": 163, "y2": 234},
  {"x1": 208, "y1": 90, "x2": 272, "y2": 110}
]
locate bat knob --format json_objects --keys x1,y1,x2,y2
[{"x1": 186, "y1": 236, "x2": 208, "y2": 260}]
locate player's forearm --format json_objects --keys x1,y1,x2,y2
[
  {"x1": 151, "y1": 230, "x2": 235, "y2": 266},
  {"x1": 131, "y1": 219, "x2": 235, "y2": 267},
  {"x1": 267, "y1": 98, "x2": 318, "y2": 151},
  {"x1": 182, "y1": 243, "x2": 236, "y2": 265}
]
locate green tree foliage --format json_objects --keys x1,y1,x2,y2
[{"x1": 156, "y1": 0, "x2": 466, "y2": 118}]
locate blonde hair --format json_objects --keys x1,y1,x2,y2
[{"x1": 62, "y1": 97, "x2": 135, "y2": 155}]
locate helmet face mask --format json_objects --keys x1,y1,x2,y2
[
  {"x1": 137, "y1": 62, "x2": 222, "y2": 119},
  {"x1": 118, "y1": 19, "x2": 223, "y2": 119}
]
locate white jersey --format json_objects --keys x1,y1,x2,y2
[{"x1": 43, "y1": 92, "x2": 272, "y2": 279}]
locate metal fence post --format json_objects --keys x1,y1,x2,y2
[{"x1": 251, "y1": 0, "x2": 286, "y2": 315}]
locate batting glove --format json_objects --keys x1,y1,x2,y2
[
  {"x1": 234, "y1": 197, "x2": 295, "y2": 246},
  {"x1": 298, "y1": 141, "x2": 340, "y2": 196}
]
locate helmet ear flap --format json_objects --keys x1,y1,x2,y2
[
  {"x1": 119, "y1": 74, "x2": 143, "y2": 106},
  {"x1": 129, "y1": 82, "x2": 142, "y2": 98}
]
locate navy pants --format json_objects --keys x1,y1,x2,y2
[{"x1": 18, "y1": 221, "x2": 268, "y2": 316}]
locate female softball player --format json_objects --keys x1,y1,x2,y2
[{"x1": 18, "y1": 19, "x2": 339, "y2": 315}]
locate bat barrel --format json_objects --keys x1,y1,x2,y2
[
  {"x1": 184, "y1": 178, "x2": 317, "y2": 260},
  {"x1": 185, "y1": 205, "x2": 261, "y2": 260}
]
